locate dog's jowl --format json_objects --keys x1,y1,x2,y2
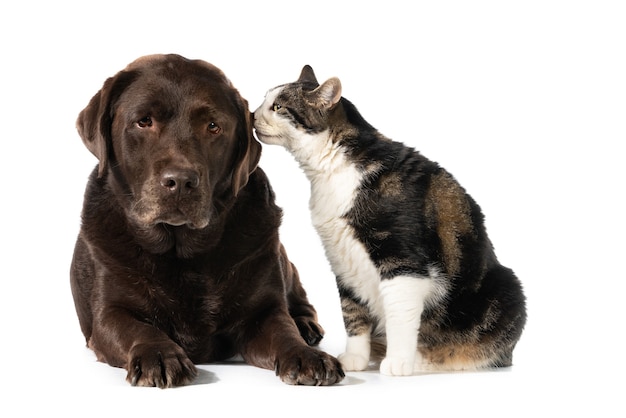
[{"x1": 70, "y1": 54, "x2": 344, "y2": 387}]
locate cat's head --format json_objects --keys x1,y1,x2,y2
[{"x1": 253, "y1": 66, "x2": 342, "y2": 151}]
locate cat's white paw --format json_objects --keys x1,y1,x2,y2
[
  {"x1": 380, "y1": 356, "x2": 415, "y2": 376},
  {"x1": 338, "y1": 352, "x2": 369, "y2": 371}
]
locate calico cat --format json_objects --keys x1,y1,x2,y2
[{"x1": 253, "y1": 66, "x2": 526, "y2": 375}]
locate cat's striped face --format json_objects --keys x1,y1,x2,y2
[
  {"x1": 253, "y1": 81, "x2": 330, "y2": 150},
  {"x1": 253, "y1": 66, "x2": 342, "y2": 154}
]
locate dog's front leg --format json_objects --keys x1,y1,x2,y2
[
  {"x1": 90, "y1": 306, "x2": 197, "y2": 388},
  {"x1": 241, "y1": 308, "x2": 344, "y2": 386}
]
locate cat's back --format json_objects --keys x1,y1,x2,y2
[
  {"x1": 337, "y1": 98, "x2": 439, "y2": 178},
  {"x1": 346, "y1": 133, "x2": 490, "y2": 273},
  {"x1": 350, "y1": 133, "x2": 443, "y2": 206}
]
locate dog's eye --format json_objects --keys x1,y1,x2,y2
[
  {"x1": 207, "y1": 122, "x2": 221, "y2": 134},
  {"x1": 272, "y1": 103, "x2": 282, "y2": 112},
  {"x1": 137, "y1": 116, "x2": 153, "y2": 128}
]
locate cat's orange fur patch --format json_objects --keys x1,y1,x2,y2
[
  {"x1": 420, "y1": 343, "x2": 492, "y2": 371},
  {"x1": 425, "y1": 172, "x2": 474, "y2": 277}
]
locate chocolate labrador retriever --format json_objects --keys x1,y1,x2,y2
[{"x1": 70, "y1": 54, "x2": 344, "y2": 387}]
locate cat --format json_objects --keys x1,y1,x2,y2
[{"x1": 253, "y1": 66, "x2": 526, "y2": 375}]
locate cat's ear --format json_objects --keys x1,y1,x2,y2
[
  {"x1": 298, "y1": 65, "x2": 319, "y2": 85},
  {"x1": 306, "y1": 77, "x2": 342, "y2": 111}
]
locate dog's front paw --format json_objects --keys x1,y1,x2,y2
[
  {"x1": 126, "y1": 342, "x2": 197, "y2": 388},
  {"x1": 276, "y1": 347, "x2": 344, "y2": 386},
  {"x1": 338, "y1": 352, "x2": 369, "y2": 371},
  {"x1": 380, "y1": 355, "x2": 415, "y2": 376}
]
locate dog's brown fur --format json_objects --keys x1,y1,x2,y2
[{"x1": 70, "y1": 54, "x2": 344, "y2": 387}]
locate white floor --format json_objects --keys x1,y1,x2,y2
[
  {"x1": 2, "y1": 1, "x2": 624, "y2": 417},
  {"x1": 5, "y1": 298, "x2": 618, "y2": 417}
]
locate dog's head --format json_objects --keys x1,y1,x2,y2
[{"x1": 77, "y1": 54, "x2": 261, "y2": 232}]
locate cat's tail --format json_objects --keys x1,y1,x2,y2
[{"x1": 420, "y1": 264, "x2": 527, "y2": 371}]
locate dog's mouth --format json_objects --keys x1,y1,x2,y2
[
  {"x1": 156, "y1": 213, "x2": 209, "y2": 229},
  {"x1": 151, "y1": 207, "x2": 210, "y2": 229},
  {"x1": 128, "y1": 182, "x2": 212, "y2": 231},
  {"x1": 129, "y1": 208, "x2": 212, "y2": 257},
  {"x1": 131, "y1": 205, "x2": 210, "y2": 231}
]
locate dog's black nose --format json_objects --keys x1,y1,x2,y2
[{"x1": 160, "y1": 169, "x2": 200, "y2": 193}]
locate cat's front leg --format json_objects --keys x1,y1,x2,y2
[
  {"x1": 336, "y1": 289, "x2": 372, "y2": 371},
  {"x1": 379, "y1": 276, "x2": 431, "y2": 376}
]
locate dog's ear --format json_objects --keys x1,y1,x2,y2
[
  {"x1": 231, "y1": 105, "x2": 261, "y2": 196},
  {"x1": 76, "y1": 71, "x2": 136, "y2": 177}
]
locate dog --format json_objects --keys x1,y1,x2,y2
[{"x1": 70, "y1": 54, "x2": 344, "y2": 387}]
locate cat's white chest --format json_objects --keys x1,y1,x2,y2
[{"x1": 304, "y1": 141, "x2": 383, "y2": 316}]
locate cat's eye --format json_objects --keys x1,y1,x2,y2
[
  {"x1": 272, "y1": 103, "x2": 282, "y2": 112},
  {"x1": 207, "y1": 122, "x2": 222, "y2": 134},
  {"x1": 137, "y1": 116, "x2": 153, "y2": 128}
]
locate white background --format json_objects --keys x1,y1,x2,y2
[{"x1": 1, "y1": 1, "x2": 624, "y2": 416}]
